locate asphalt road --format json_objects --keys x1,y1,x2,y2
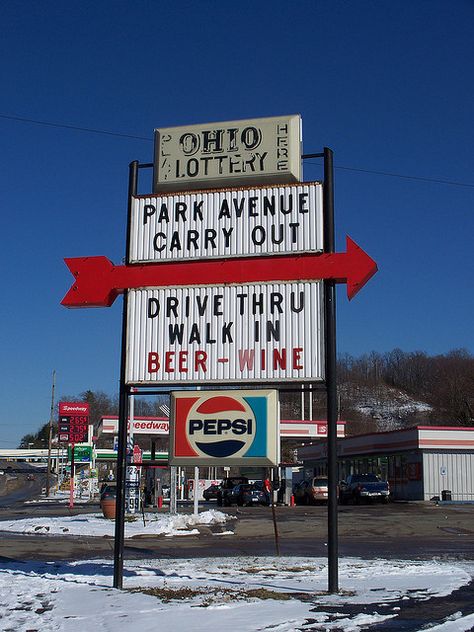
[
  {"x1": 0, "y1": 461, "x2": 46, "y2": 508},
  {"x1": 0, "y1": 500, "x2": 473, "y2": 563}
]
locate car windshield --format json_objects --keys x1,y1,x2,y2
[
  {"x1": 313, "y1": 479, "x2": 328, "y2": 487},
  {"x1": 352, "y1": 474, "x2": 379, "y2": 483},
  {"x1": 227, "y1": 479, "x2": 247, "y2": 487}
]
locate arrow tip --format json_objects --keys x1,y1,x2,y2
[{"x1": 345, "y1": 236, "x2": 378, "y2": 300}]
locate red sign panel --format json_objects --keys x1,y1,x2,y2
[
  {"x1": 59, "y1": 402, "x2": 90, "y2": 416},
  {"x1": 132, "y1": 445, "x2": 142, "y2": 464},
  {"x1": 58, "y1": 402, "x2": 90, "y2": 444}
]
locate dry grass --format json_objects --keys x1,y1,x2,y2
[
  {"x1": 240, "y1": 565, "x2": 317, "y2": 574},
  {"x1": 129, "y1": 584, "x2": 356, "y2": 606},
  {"x1": 129, "y1": 585, "x2": 294, "y2": 605}
]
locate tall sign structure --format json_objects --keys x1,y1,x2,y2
[
  {"x1": 58, "y1": 402, "x2": 89, "y2": 509},
  {"x1": 62, "y1": 115, "x2": 378, "y2": 592}
]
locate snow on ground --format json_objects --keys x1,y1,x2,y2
[
  {"x1": 0, "y1": 509, "x2": 230, "y2": 537},
  {"x1": 25, "y1": 489, "x2": 96, "y2": 504},
  {"x1": 0, "y1": 512, "x2": 473, "y2": 630},
  {"x1": 341, "y1": 383, "x2": 433, "y2": 430},
  {"x1": 0, "y1": 556, "x2": 473, "y2": 631}
]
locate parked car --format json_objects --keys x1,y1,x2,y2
[
  {"x1": 292, "y1": 480, "x2": 306, "y2": 504},
  {"x1": 339, "y1": 473, "x2": 390, "y2": 504},
  {"x1": 226, "y1": 483, "x2": 269, "y2": 506},
  {"x1": 203, "y1": 483, "x2": 221, "y2": 501},
  {"x1": 240, "y1": 483, "x2": 270, "y2": 506},
  {"x1": 294, "y1": 477, "x2": 329, "y2": 504},
  {"x1": 217, "y1": 477, "x2": 249, "y2": 506},
  {"x1": 226, "y1": 483, "x2": 249, "y2": 505}
]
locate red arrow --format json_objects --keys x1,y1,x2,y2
[{"x1": 61, "y1": 236, "x2": 377, "y2": 308}]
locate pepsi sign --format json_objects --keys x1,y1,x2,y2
[{"x1": 170, "y1": 390, "x2": 279, "y2": 466}]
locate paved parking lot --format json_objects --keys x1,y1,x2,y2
[{"x1": 0, "y1": 501, "x2": 473, "y2": 562}]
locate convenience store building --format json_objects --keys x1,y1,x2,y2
[{"x1": 298, "y1": 426, "x2": 474, "y2": 501}]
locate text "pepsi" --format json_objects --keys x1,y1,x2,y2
[{"x1": 188, "y1": 418, "x2": 253, "y2": 435}]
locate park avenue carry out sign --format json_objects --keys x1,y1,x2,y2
[
  {"x1": 130, "y1": 182, "x2": 323, "y2": 263},
  {"x1": 153, "y1": 115, "x2": 301, "y2": 192}
]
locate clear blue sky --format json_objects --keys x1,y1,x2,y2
[{"x1": 1, "y1": 1, "x2": 472, "y2": 447}]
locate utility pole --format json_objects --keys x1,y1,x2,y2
[{"x1": 46, "y1": 370, "x2": 56, "y2": 497}]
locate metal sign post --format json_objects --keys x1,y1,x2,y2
[
  {"x1": 113, "y1": 160, "x2": 138, "y2": 591},
  {"x1": 69, "y1": 443, "x2": 75, "y2": 509},
  {"x1": 323, "y1": 148, "x2": 338, "y2": 593},
  {"x1": 170, "y1": 466, "x2": 177, "y2": 515},
  {"x1": 193, "y1": 466, "x2": 199, "y2": 516}
]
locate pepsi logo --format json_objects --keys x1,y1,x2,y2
[{"x1": 187, "y1": 395, "x2": 256, "y2": 458}]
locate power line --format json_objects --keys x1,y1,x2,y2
[
  {"x1": 1, "y1": 112, "x2": 473, "y2": 188},
  {"x1": 305, "y1": 159, "x2": 474, "y2": 189},
  {"x1": 0, "y1": 113, "x2": 150, "y2": 141}
]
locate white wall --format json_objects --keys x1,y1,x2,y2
[{"x1": 423, "y1": 451, "x2": 474, "y2": 501}]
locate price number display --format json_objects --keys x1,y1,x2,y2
[
  {"x1": 125, "y1": 496, "x2": 140, "y2": 513},
  {"x1": 69, "y1": 415, "x2": 89, "y2": 443}
]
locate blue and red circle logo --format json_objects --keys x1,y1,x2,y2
[
  {"x1": 174, "y1": 393, "x2": 268, "y2": 460},
  {"x1": 187, "y1": 395, "x2": 256, "y2": 458}
]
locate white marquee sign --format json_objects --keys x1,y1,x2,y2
[
  {"x1": 126, "y1": 281, "x2": 324, "y2": 385},
  {"x1": 130, "y1": 182, "x2": 323, "y2": 263}
]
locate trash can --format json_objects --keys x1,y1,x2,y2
[{"x1": 441, "y1": 490, "x2": 452, "y2": 501}]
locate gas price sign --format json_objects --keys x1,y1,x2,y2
[{"x1": 58, "y1": 402, "x2": 90, "y2": 444}]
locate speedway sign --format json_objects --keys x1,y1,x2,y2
[
  {"x1": 125, "y1": 281, "x2": 324, "y2": 385},
  {"x1": 170, "y1": 390, "x2": 279, "y2": 466},
  {"x1": 100, "y1": 417, "x2": 169, "y2": 435},
  {"x1": 58, "y1": 402, "x2": 89, "y2": 444}
]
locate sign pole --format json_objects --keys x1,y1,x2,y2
[
  {"x1": 170, "y1": 467, "x2": 177, "y2": 515},
  {"x1": 193, "y1": 466, "x2": 199, "y2": 516},
  {"x1": 46, "y1": 369, "x2": 56, "y2": 497},
  {"x1": 69, "y1": 443, "x2": 75, "y2": 509},
  {"x1": 323, "y1": 147, "x2": 339, "y2": 593},
  {"x1": 113, "y1": 160, "x2": 138, "y2": 590}
]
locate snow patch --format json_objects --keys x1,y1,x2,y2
[{"x1": 0, "y1": 509, "x2": 231, "y2": 538}]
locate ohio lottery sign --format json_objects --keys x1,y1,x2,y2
[{"x1": 170, "y1": 390, "x2": 279, "y2": 466}]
